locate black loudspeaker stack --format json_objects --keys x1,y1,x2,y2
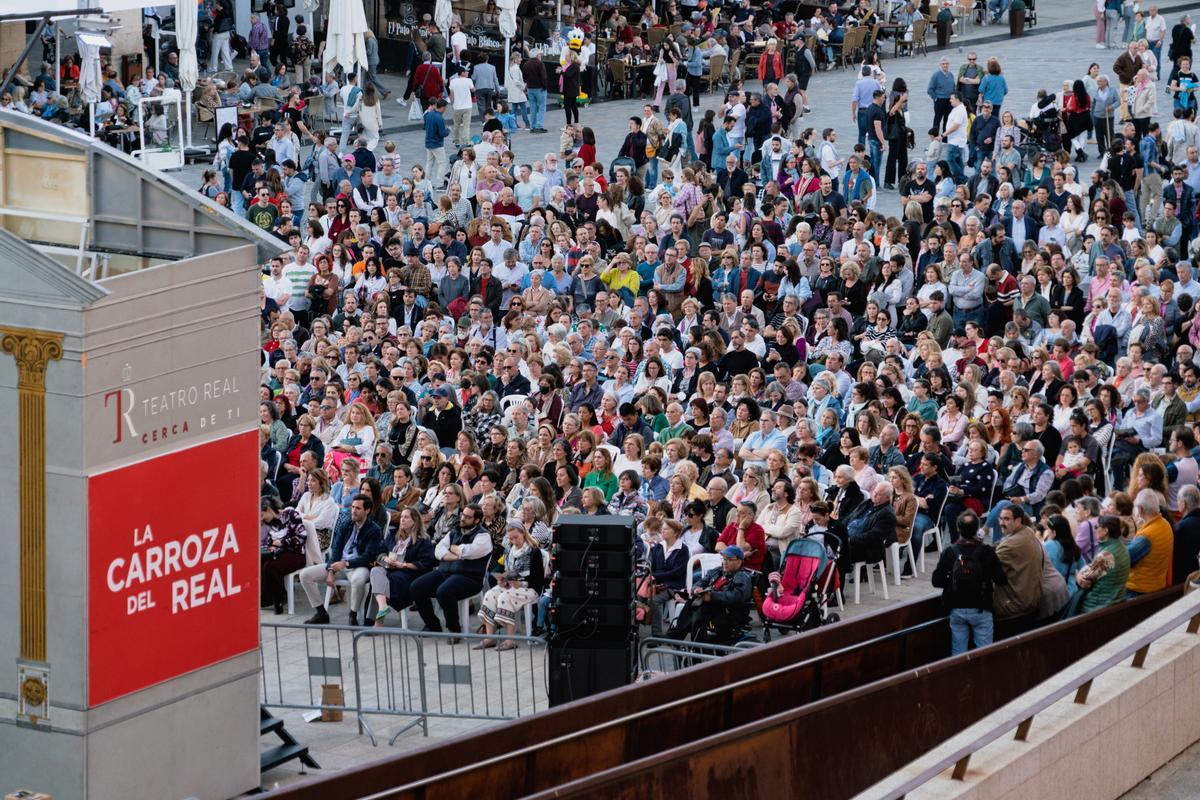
[{"x1": 547, "y1": 514, "x2": 637, "y2": 706}]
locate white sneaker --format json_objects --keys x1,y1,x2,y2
[
  {"x1": 396, "y1": 98, "x2": 407, "y2": 106},
  {"x1": 1096, "y1": 43, "x2": 1106, "y2": 49}
]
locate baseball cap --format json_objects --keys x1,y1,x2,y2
[
  {"x1": 433, "y1": 386, "x2": 452, "y2": 399},
  {"x1": 721, "y1": 545, "x2": 745, "y2": 560}
]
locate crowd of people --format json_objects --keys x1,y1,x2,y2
[{"x1": 237, "y1": 2, "x2": 1200, "y2": 652}]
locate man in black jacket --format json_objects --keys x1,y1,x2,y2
[
  {"x1": 410, "y1": 504, "x2": 493, "y2": 639},
  {"x1": 931, "y1": 510, "x2": 1008, "y2": 654},
  {"x1": 715, "y1": 153, "x2": 750, "y2": 200},
  {"x1": 618, "y1": 117, "x2": 649, "y2": 175},
  {"x1": 841, "y1": 482, "x2": 898, "y2": 569},
  {"x1": 421, "y1": 386, "x2": 463, "y2": 448},
  {"x1": 495, "y1": 354, "x2": 532, "y2": 399},
  {"x1": 967, "y1": 102, "x2": 1000, "y2": 171},
  {"x1": 301, "y1": 496, "x2": 384, "y2": 626},
  {"x1": 269, "y1": 2, "x2": 291, "y2": 67}
]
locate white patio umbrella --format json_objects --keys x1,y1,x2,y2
[
  {"x1": 176, "y1": 0, "x2": 198, "y2": 146},
  {"x1": 436, "y1": 0, "x2": 453, "y2": 73},
  {"x1": 79, "y1": 39, "x2": 103, "y2": 104},
  {"x1": 323, "y1": 0, "x2": 370, "y2": 79},
  {"x1": 79, "y1": 36, "x2": 103, "y2": 136},
  {"x1": 497, "y1": 0, "x2": 518, "y2": 85},
  {"x1": 434, "y1": 0, "x2": 453, "y2": 71}
]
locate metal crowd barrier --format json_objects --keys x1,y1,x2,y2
[
  {"x1": 637, "y1": 637, "x2": 759, "y2": 676},
  {"x1": 259, "y1": 622, "x2": 549, "y2": 747}
]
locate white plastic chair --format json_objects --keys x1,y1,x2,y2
[
  {"x1": 888, "y1": 539, "x2": 917, "y2": 586},
  {"x1": 500, "y1": 393, "x2": 528, "y2": 412},
  {"x1": 917, "y1": 495, "x2": 949, "y2": 573},
  {"x1": 600, "y1": 443, "x2": 620, "y2": 462},
  {"x1": 848, "y1": 558, "x2": 889, "y2": 604},
  {"x1": 669, "y1": 552, "x2": 724, "y2": 622},
  {"x1": 285, "y1": 520, "x2": 326, "y2": 615}
]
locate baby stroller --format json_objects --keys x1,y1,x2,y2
[{"x1": 760, "y1": 533, "x2": 842, "y2": 641}]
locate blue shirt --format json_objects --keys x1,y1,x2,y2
[
  {"x1": 423, "y1": 108, "x2": 449, "y2": 149},
  {"x1": 1120, "y1": 406, "x2": 1163, "y2": 449},
  {"x1": 851, "y1": 76, "x2": 881, "y2": 111},
  {"x1": 927, "y1": 69, "x2": 955, "y2": 100},
  {"x1": 741, "y1": 428, "x2": 789, "y2": 469},
  {"x1": 979, "y1": 73, "x2": 1008, "y2": 106}
]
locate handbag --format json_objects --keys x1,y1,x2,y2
[{"x1": 408, "y1": 100, "x2": 423, "y2": 121}]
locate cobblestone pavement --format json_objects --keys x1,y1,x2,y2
[{"x1": 181, "y1": 0, "x2": 1196, "y2": 224}]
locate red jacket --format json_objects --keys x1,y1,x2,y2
[
  {"x1": 718, "y1": 522, "x2": 767, "y2": 571},
  {"x1": 757, "y1": 51, "x2": 784, "y2": 84},
  {"x1": 410, "y1": 62, "x2": 444, "y2": 102}
]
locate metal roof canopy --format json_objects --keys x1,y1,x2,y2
[{"x1": 0, "y1": 109, "x2": 285, "y2": 270}]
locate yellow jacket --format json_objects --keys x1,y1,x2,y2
[
  {"x1": 600, "y1": 266, "x2": 640, "y2": 296},
  {"x1": 1126, "y1": 515, "x2": 1174, "y2": 594}
]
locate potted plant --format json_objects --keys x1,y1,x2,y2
[{"x1": 1009, "y1": 0, "x2": 1026, "y2": 37}]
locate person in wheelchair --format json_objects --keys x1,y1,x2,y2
[{"x1": 666, "y1": 545, "x2": 753, "y2": 644}]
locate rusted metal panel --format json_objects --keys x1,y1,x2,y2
[
  {"x1": 517, "y1": 589, "x2": 1180, "y2": 800},
  {"x1": 269, "y1": 599, "x2": 947, "y2": 800}
]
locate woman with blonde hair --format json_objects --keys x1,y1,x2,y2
[
  {"x1": 326, "y1": 400, "x2": 377, "y2": 474},
  {"x1": 475, "y1": 522, "x2": 547, "y2": 649},
  {"x1": 732, "y1": 465, "x2": 767, "y2": 511},
  {"x1": 665, "y1": 472, "x2": 693, "y2": 521},
  {"x1": 613, "y1": 432, "x2": 645, "y2": 476},
  {"x1": 887, "y1": 466, "x2": 918, "y2": 547}
]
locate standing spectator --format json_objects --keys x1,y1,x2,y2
[
  {"x1": 927, "y1": 57, "x2": 955, "y2": 132},
  {"x1": 992, "y1": 504, "x2": 1043, "y2": 630},
  {"x1": 521, "y1": 53, "x2": 549, "y2": 133},
  {"x1": 941, "y1": 93, "x2": 969, "y2": 184},
  {"x1": 850, "y1": 66, "x2": 882, "y2": 146},
  {"x1": 1145, "y1": 5, "x2": 1168, "y2": 79},
  {"x1": 364, "y1": 30, "x2": 389, "y2": 98},
  {"x1": 403, "y1": 51, "x2": 445, "y2": 110},
  {"x1": 558, "y1": 51, "x2": 582, "y2": 126},
  {"x1": 424, "y1": 99, "x2": 450, "y2": 189},
  {"x1": 248, "y1": 13, "x2": 271, "y2": 66},
  {"x1": 291, "y1": 24, "x2": 314, "y2": 86},
  {"x1": 338, "y1": 71, "x2": 363, "y2": 151},
  {"x1": 270, "y1": 3, "x2": 291, "y2": 70},
  {"x1": 208, "y1": 0, "x2": 235, "y2": 73},
  {"x1": 883, "y1": 79, "x2": 909, "y2": 190},
  {"x1": 861, "y1": 89, "x2": 886, "y2": 182},
  {"x1": 448, "y1": 64, "x2": 475, "y2": 147},
  {"x1": 1091, "y1": 74, "x2": 1120, "y2": 158},
  {"x1": 931, "y1": 510, "x2": 1008, "y2": 654},
  {"x1": 471, "y1": 53, "x2": 500, "y2": 117}
]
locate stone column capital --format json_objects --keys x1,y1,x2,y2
[{"x1": 0, "y1": 326, "x2": 64, "y2": 388}]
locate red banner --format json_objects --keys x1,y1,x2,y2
[{"x1": 87, "y1": 431, "x2": 260, "y2": 706}]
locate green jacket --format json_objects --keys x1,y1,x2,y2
[{"x1": 1081, "y1": 537, "x2": 1131, "y2": 613}]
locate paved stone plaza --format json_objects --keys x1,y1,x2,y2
[{"x1": 182, "y1": 1, "x2": 1195, "y2": 213}]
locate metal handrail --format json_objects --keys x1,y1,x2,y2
[{"x1": 879, "y1": 593, "x2": 1200, "y2": 799}]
